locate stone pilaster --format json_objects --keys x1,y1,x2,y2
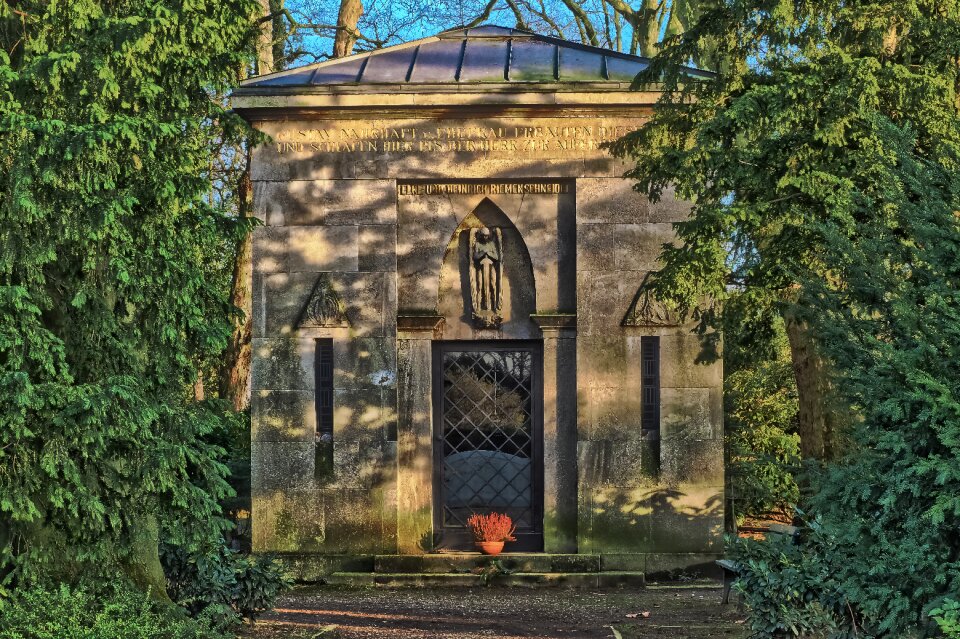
[
  {"x1": 395, "y1": 315, "x2": 444, "y2": 553},
  {"x1": 532, "y1": 314, "x2": 578, "y2": 552}
]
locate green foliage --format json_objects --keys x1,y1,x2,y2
[
  {"x1": 731, "y1": 539, "x2": 835, "y2": 637},
  {"x1": 161, "y1": 541, "x2": 292, "y2": 629},
  {"x1": 725, "y1": 320, "x2": 800, "y2": 517},
  {"x1": 729, "y1": 521, "x2": 857, "y2": 638},
  {"x1": 0, "y1": 0, "x2": 259, "y2": 589},
  {"x1": 797, "y1": 119, "x2": 960, "y2": 636},
  {"x1": 931, "y1": 600, "x2": 960, "y2": 639},
  {"x1": 0, "y1": 581, "x2": 228, "y2": 639},
  {"x1": 612, "y1": 0, "x2": 960, "y2": 636},
  {"x1": 476, "y1": 558, "x2": 514, "y2": 586}
]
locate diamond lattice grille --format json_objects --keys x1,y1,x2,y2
[{"x1": 440, "y1": 350, "x2": 535, "y2": 530}]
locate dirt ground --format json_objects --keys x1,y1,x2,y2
[{"x1": 244, "y1": 584, "x2": 748, "y2": 639}]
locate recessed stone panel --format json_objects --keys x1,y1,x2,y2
[
  {"x1": 252, "y1": 489, "x2": 325, "y2": 553},
  {"x1": 659, "y1": 333, "x2": 723, "y2": 389},
  {"x1": 251, "y1": 337, "x2": 314, "y2": 391},
  {"x1": 333, "y1": 338, "x2": 397, "y2": 390},
  {"x1": 660, "y1": 387, "x2": 714, "y2": 441},
  {"x1": 660, "y1": 438, "x2": 724, "y2": 486},
  {"x1": 648, "y1": 486, "x2": 724, "y2": 553},
  {"x1": 251, "y1": 442, "x2": 316, "y2": 492},
  {"x1": 251, "y1": 390, "x2": 316, "y2": 442}
]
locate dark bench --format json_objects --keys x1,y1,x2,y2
[{"x1": 718, "y1": 523, "x2": 800, "y2": 605}]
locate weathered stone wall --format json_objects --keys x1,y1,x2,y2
[
  {"x1": 250, "y1": 177, "x2": 399, "y2": 554},
  {"x1": 576, "y1": 178, "x2": 724, "y2": 569},
  {"x1": 248, "y1": 111, "x2": 723, "y2": 566}
]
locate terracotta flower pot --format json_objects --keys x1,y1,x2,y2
[{"x1": 476, "y1": 541, "x2": 505, "y2": 556}]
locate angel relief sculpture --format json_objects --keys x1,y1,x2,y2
[{"x1": 468, "y1": 226, "x2": 504, "y2": 328}]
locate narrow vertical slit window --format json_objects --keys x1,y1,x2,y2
[
  {"x1": 641, "y1": 336, "x2": 660, "y2": 433},
  {"x1": 315, "y1": 338, "x2": 334, "y2": 480}
]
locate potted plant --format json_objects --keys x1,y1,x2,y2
[{"x1": 466, "y1": 512, "x2": 516, "y2": 556}]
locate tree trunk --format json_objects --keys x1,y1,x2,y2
[
  {"x1": 193, "y1": 370, "x2": 205, "y2": 401},
  {"x1": 121, "y1": 515, "x2": 172, "y2": 602},
  {"x1": 784, "y1": 316, "x2": 836, "y2": 461},
  {"x1": 255, "y1": 0, "x2": 274, "y2": 74},
  {"x1": 639, "y1": 0, "x2": 661, "y2": 57},
  {"x1": 270, "y1": 0, "x2": 286, "y2": 70},
  {"x1": 333, "y1": 0, "x2": 363, "y2": 58},
  {"x1": 220, "y1": 159, "x2": 253, "y2": 412},
  {"x1": 218, "y1": 1, "x2": 284, "y2": 411}
]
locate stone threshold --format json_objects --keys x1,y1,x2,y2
[
  {"x1": 374, "y1": 553, "x2": 600, "y2": 574},
  {"x1": 325, "y1": 571, "x2": 645, "y2": 589},
  {"x1": 277, "y1": 552, "x2": 724, "y2": 584}
]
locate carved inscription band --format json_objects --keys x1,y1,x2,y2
[{"x1": 397, "y1": 182, "x2": 571, "y2": 196}]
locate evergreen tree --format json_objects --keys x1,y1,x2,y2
[
  {"x1": 612, "y1": 0, "x2": 960, "y2": 634},
  {"x1": 0, "y1": 0, "x2": 259, "y2": 593}
]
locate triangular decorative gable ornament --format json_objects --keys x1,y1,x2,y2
[
  {"x1": 296, "y1": 273, "x2": 349, "y2": 328},
  {"x1": 622, "y1": 274, "x2": 680, "y2": 327}
]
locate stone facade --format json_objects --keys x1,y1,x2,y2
[{"x1": 236, "y1": 27, "x2": 723, "y2": 572}]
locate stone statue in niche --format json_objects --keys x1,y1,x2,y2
[{"x1": 468, "y1": 226, "x2": 504, "y2": 328}]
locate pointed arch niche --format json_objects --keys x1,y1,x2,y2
[{"x1": 437, "y1": 198, "x2": 538, "y2": 339}]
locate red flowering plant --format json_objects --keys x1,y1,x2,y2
[{"x1": 466, "y1": 512, "x2": 517, "y2": 543}]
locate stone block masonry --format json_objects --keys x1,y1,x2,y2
[{"x1": 236, "y1": 25, "x2": 723, "y2": 569}]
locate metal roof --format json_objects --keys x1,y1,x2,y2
[{"x1": 240, "y1": 24, "x2": 709, "y2": 90}]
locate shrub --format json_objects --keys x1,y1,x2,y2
[
  {"x1": 0, "y1": 582, "x2": 226, "y2": 639},
  {"x1": 726, "y1": 358, "x2": 801, "y2": 519},
  {"x1": 931, "y1": 600, "x2": 960, "y2": 638},
  {"x1": 729, "y1": 520, "x2": 858, "y2": 638},
  {"x1": 162, "y1": 541, "x2": 291, "y2": 629}
]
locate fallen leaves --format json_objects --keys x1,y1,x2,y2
[{"x1": 624, "y1": 611, "x2": 651, "y2": 619}]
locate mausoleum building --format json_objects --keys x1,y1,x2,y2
[{"x1": 232, "y1": 25, "x2": 723, "y2": 582}]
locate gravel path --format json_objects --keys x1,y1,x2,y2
[{"x1": 245, "y1": 585, "x2": 747, "y2": 639}]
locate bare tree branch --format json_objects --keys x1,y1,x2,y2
[
  {"x1": 465, "y1": 0, "x2": 499, "y2": 27},
  {"x1": 559, "y1": 0, "x2": 599, "y2": 45},
  {"x1": 504, "y1": 0, "x2": 530, "y2": 30}
]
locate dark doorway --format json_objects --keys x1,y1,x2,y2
[{"x1": 432, "y1": 341, "x2": 544, "y2": 552}]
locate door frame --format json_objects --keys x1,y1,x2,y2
[{"x1": 431, "y1": 340, "x2": 545, "y2": 552}]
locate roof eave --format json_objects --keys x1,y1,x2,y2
[{"x1": 229, "y1": 85, "x2": 668, "y2": 115}]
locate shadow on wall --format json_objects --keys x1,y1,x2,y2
[
  {"x1": 581, "y1": 482, "x2": 724, "y2": 575},
  {"x1": 252, "y1": 335, "x2": 398, "y2": 555}
]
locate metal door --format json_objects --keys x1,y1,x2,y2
[{"x1": 432, "y1": 341, "x2": 543, "y2": 551}]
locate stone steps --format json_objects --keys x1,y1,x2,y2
[
  {"x1": 320, "y1": 553, "x2": 642, "y2": 588},
  {"x1": 325, "y1": 571, "x2": 646, "y2": 588},
  {"x1": 279, "y1": 552, "x2": 723, "y2": 588},
  {"x1": 373, "y1": 553, "x2": 601, "y2": 574}
]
